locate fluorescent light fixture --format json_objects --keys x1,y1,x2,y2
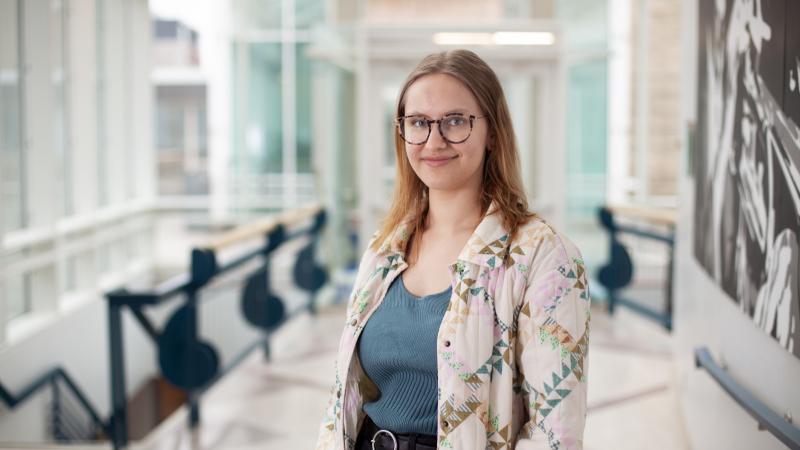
[
  {"x1": 433, "y1": 32, "x2": 494, "y2": 46},
  {"x1": 492, "y1": 31, "x2": 554, "y2": 46},
  {"x1": 433, "y1": 31, "x2": 555, "y2": 46}
]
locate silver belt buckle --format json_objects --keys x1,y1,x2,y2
[{"x1": 371, "y1": 429, "x2": 398, "y2": 450}]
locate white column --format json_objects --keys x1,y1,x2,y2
[
  {"x1": 100, "y1": 0, "x2": 125, "y2": 206},
  {"x1": 130, "y1": 0, "x2": 155, "y2": 201},
  {"x1": 551, "y1": 60, "x2": 567, "y2": 228},
  {"x1": 281, "y1": 0, "x2": 298, "y2": 209},
  {"x1": 207, "y1": 0, "x2": 232, "y2": 219},
  {"x1": 506, "y1": 76, "x2": 536, "y2": 203},
  {"x1": 634, "y1": 0, "x2": 650, "y2": 201},
  {"x1": 356, "y1": 25, "x2": 375, "y2": 249},
  {"x1": 67, "y1": 0, "x2": 99, "y2": 215},
  {"x1": 607, "y1": 0, "x2": 632, "y2": 205}
]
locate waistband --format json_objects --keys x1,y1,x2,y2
[{"x1": 356, "y1": 415, "x2": 438, "y2": 450}]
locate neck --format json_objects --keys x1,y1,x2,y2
[{"x1": 425, "y1": 187, "x2": 483, "y2": 234}]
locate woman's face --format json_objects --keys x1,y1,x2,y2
[{"x1": 402, "y1": 73, "x2": 490, "y2": 194}]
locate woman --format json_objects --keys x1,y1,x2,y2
[{"x1": 317, "y1": 49, "x2": 589, "y2": 450}]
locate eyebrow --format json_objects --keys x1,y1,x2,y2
[{"x1": 405, "y1": 109, "x2": 469, "y2": 117}]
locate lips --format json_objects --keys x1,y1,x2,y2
[{"x1": 420, "y1": 155, "x2": 458, "y2": 167}]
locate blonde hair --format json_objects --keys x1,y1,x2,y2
[{"x1": 371, "y1": 49, "x2": 535, "y2": 263}]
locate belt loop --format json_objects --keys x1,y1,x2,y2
[{"x1": 409, "y1": 433, "x2": 418, "y2": 449}]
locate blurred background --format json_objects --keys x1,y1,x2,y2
[{"x1": 1, "y1": 0, "x2": 799, "y2": 449}]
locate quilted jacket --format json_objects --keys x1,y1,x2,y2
[{"x1": 316, "y1": 208, "x2": 590, "y2": 449}]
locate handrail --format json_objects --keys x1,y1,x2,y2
[
  {"x1": 694, "y1": 347, "x2": 800, "y2": 449},
  {"x1": 106, "y1": 205, "x2": 327, "y2": 449},
  {"x1": 202, "y1": 203, "x2": 321, "y2": 252},
  {"x1": 106, "y1": 204, "x2": 324, "y2": 308},
  {"x1": 1, "y1": 367, "x2": 111, "y2": 439},
  {"x1": 606, "y1": 203, "x2": 677, "y2": 227}
]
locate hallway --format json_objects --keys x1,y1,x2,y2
[{"x1": 131, "y1": 300, "x2": 690, "y2": 450}]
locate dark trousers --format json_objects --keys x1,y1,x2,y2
[{"x1": 355, "y1": 415, "x2": 438, "y2": 450}]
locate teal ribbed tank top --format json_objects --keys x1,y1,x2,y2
[{"x1": 357, "y1": 275, "x2": 452, "y2": 435}]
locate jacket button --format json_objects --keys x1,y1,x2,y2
[
  {"x1": 336, "y1": 389, "x2": 341, "y2": 398},
  {"x1": 442, "y1": 420, "x2": 450, "y2": 429},
  {"x1": 443, "y1": 340, "x2": 451, "y2": 348},
  {"x1": 349, "y1": 318, "x2": 357, "y2": 326}
]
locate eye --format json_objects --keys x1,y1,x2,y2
[
  {"x1": 446, "y1": 116, "x2": 466, "y2": 127},
  {"x1": 411, "y1": 119, "x2": 427, "y2": 128}
]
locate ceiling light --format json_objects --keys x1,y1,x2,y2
[
  {"x1": 492, "y1": 32, "x2": 555, "y2": 46},
  {"x1": 433, "y1": 32, "x2": 494, "y2": 46},
  {"x1": 433, "y1": 31, "x2": 555, "y2": 46}
]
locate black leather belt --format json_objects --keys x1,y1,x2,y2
[{"x1": 356, "y1": 416, "x2": 438, "y2": 450}]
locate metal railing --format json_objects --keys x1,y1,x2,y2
[
  {"x1": 1, "y1": 367, "x2": 111, "y2": 442},
  {"x1": 596, "y1": 205, "x2": 675, "y2": 330},
  {"x1": 105, "y1": 205, "x2": 328, "y2": 449},
  {"x1": 694, "y1": 347, "x2": 800, "y2": 449}
]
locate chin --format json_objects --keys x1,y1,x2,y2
[{"x1": 421, "y1": 179, "x2": 464, "y2": 192}]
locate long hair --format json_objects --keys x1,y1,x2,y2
[{"x1": 371, "y1": 49, "x2": 535, "y2": 262}]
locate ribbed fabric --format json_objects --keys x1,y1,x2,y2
[{"x1": 357, "y1": 275, "x2": 452, "y2": 435}]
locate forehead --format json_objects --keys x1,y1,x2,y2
[{"x1": 403, "y1": 73, "x2": 480, "y2": 116}]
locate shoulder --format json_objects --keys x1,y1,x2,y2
[{"x1": 510, "y1": 216, "x2": 584, "y2": 278}]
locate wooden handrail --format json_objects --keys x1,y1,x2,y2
[
  {"x1": 606, "y1": 203, "x2": 677, "y2": 227},
  {"x1": 201, "y1": 204, "x2": 322, "y2": 252}
]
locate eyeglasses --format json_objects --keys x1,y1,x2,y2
[{"x1": 396, "y1": 113, "x2": 485, "y2": 145}]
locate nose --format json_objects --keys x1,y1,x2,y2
[{"x1": 425, "y1": 121, "x2": 447, "y2": 149}]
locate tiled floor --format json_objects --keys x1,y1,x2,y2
[{"x1": 130, "y1": 298, "x2": 691, "y2": 450}]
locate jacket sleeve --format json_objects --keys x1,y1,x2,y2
[
  {"x1": 514, "y1": 236, "x2": 590, "y2": 450},
  {"x1": 315, "y1": 237, "x2": 380, "y2": 450}
]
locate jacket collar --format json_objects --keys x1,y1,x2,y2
[{"x1": 376, "y1": 202, "x2": 513, "y2": 269}]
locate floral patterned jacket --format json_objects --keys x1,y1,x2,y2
[{"x1": 316, "y1": 209, "x2": 590, "y2": 449}]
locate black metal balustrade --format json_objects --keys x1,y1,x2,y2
[
  {"x1": 596, "y1": 205, "x2": 675, "y2": 330},
  {"x1": 1, "y1": 367, "x2": 111, "y2": 442},
  {"x1": 0, "y1": 206, "x2": 328, "y2": 448},
  {"x1": 105, "y1": 205, "x2": 328, "y2": 449}
]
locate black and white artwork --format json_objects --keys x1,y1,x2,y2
[{"x1": 694, "y1": 0, "x2": 800, "y2": 359}]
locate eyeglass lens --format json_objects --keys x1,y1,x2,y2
[{"x1": 400, "y1": 115, "x2": 472, "y2": 144}]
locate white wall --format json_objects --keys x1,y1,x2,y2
[
  {"x1": 0, "y1": 0, "x2": 160, "y2": 442},
  {"x1": 673, "y1": 1, "x2": 800, "y2": 448}
]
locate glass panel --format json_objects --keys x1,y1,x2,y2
[
  {"x1": 156, "y1": 85, "x2": 208, "y2": 196},
  {"x1": 566, "y1": 60, "x2": 608, "y2": 222},
  {"x1": 296, "y1": 43, "x2": 312, "y2": 173},
  {"x1": 1, "y1": 253, "x2": 31, "y2": 321},
  {"x1": 198, "y1": 105, "x2": 207, "y2": 157},
  {"x1": 238, "y1": 42, "x2": 282, "y2": 174},
  {"x1": 51, "y1": 0, "x2": 69, "y2": 216},
  {"x1": 157, "y1": 95, "x2": 185, "y2": 151},
  {"x1": 156, "y1": 93, "x2": 185, "y2": 196},
  {"x1": 295, "y1": 0, "x2": 325, "y2": 29},
  {"x1": 0, "y1": 0, "x2": 22, "y2": 232},
  {"x1": 236, "y1": 0, "x2": 281, "y2": 30},
  {"x1": 96, "y1": 0, "x2": 107, "y2": 207}
]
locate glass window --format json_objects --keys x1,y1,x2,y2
[
  {"x1": 198, "y1": 105, "x2": 208, "y2": 157},
  {"x1": 236, "y1": 0, "x2": 281, "y2": 31},
  {"x1": 1, "y1": 0, "x2": 23, "y2": 232},
  {"x1": 3, "y1": 249, "x2": 31, "y2": 322},
  {"x1": 296, "y1": 43, "x2": 312, "y2": 173},
  {"x1": 566, "y1": 60, "x2": 608, "y2": 221},
  {"x1": 235, "y1": 42, "x2": 283, "y2": 174},
  {"x1": 295, "y1": 0, "x2": 325, "y2": 29},
  {"x1": 157, "y1": 98, "x2": 186, "y2": 151},
  {"x1": 51, "y1": 0, "x2": 69, "y2": 216}
]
